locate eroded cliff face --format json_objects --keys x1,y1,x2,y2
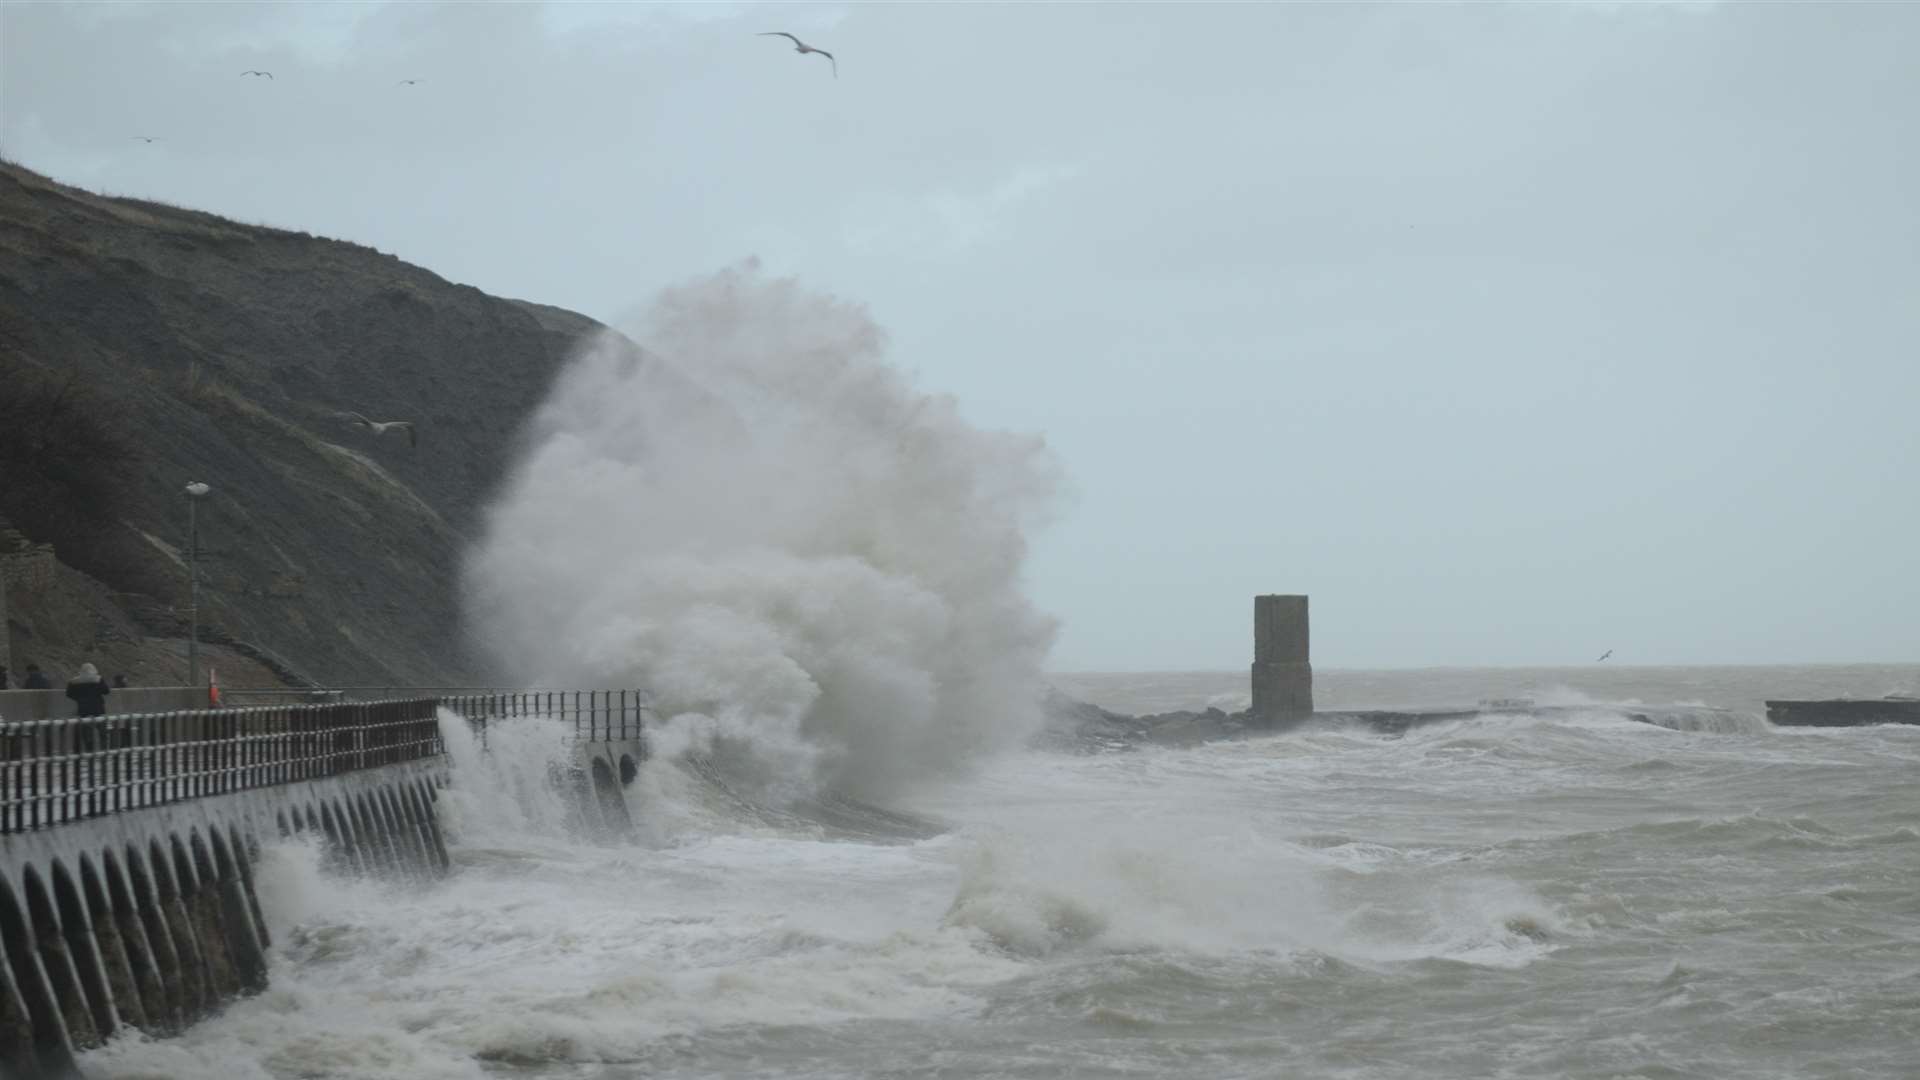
[{"x1": 0, "y1": 161, "x2": 601, "y2": 686}]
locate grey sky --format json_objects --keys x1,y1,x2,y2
[{"x1": 5, "y1": 1, "x2": 1916, "y2": 671}]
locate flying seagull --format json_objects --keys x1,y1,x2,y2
[
  {"x1": 758, "y1": 32, "x2": 836, "y2": 78},
  {"x1": 240, "y1": 70, "x2": 274, "y2": 79},
  {"x1": 1596, "y1": 649, "x2": 1613, "y2": 662},
  {"x1": 132, "y1": 136, "x2": 161, "y2": 144},
  {"x1": 396, "y1": 78, "x2": 423, "y2": 86},
  {"x1": 343, "y1": 411, "x2": 417, "y2": 448}
]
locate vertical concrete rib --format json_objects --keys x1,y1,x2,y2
[
  {"x1": 317, "y1": 800, "x2": 357, "y2": 876},
  {"x1": 60, "y1": 857, "x2": 127, "y2": 1039},
  {"x1": 124, "y1": 844, "x2": 187, "y2": 1031},
  {"x1": 0, "y1": 870, "x2": 76, "y2": 1076},
  {"x1": 412, "y1": 780, "x2": 451, "y2": 874},
  {"x1": 230, "y1": 826, "x2": 270, "y2": 952},
  {"x1": 206, "y1": 831, "x2": 268, "y2": 994},
  {"x1": 349, "y1": 794, "x2": 391, "y2": 873},
  {"x1": 101, "y1": 850, "x2": 170, "y2": 1034},
  {"x1": 336, "y1": 796, "x2": 371, "y2": 876},
  {"x1": 177, "y1": 835, "x2": 239, "y2": 1000},
  {"x1": 21, "y1": 866, "x2": 97, "y2": 1050},
  {"x1": 0, "y1": 921, "x2": 43, "y2": 1077},
  {"x1": 376, "y1": 787, "x2": 425, "y2": 876},
  {"x1": 149, "y1": 838, "x2": 210, "y2": 1021}
]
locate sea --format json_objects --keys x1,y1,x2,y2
[{"x1": 81, "y1": 663, "x2": 1920, "y2": 1080}]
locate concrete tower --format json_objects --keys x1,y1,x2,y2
[{"x1": 1251, "y1": 594, "x2": 1312, "y2": 726}]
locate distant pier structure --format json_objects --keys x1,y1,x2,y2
[
  {"x1": 1251, "y1": 594, "x2": 1313, "y2": 727},
  {"x1": 1766, "y1": 698, "x2": 1920, "y2": 727}
]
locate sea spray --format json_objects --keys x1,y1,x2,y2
[
  {"x1": 464, "y1": 263, "x2": 1061, "y2": 802},
  {"x1": 77, "y1": 667, "x2": 1920, "y2": 1080},
  {"x1": 436, "y1": 707, "x2": 579, "y2": 845}
]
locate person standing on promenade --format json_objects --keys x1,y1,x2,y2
[
  {"x1": 66, "y1": 663, "x2": 110, "y2": 716},
  {"x1": 66, "y1": 663, "x2": 111, "y2": 752}
]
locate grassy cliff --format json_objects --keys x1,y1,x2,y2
[{"x1": 0, "y1": 161, "x2": 600, "y2": 687}]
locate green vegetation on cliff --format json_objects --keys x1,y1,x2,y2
[{"x1": 0, "y1": 161, "x2": 600, "y2": 686}]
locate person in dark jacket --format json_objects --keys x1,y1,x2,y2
[
  {"x1": 66, "y1": 663, "x2": 111, "y2": 753},
  {"x1": 66, "y1": 663, "x2": 110, "y2": 716},
  {"x1": 22, "y1": 664, "x2": 50, "y2": 689}
]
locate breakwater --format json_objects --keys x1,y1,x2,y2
[
  {"x1": 1765, "y1": 697, "x2": 1920, "y2": 727},
  {"x1": 0, "y1": 690, "x2": 645, "y2": 1079}
]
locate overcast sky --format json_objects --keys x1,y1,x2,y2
[{"x1": 5, "y1": 1, "x2": 1916, "y2": 671}]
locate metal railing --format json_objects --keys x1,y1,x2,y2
[
  {"x1": 440, "y1": 690, "x2": 648, "y2": 747},
  {"x1": 221, "y1": 688, "x2": 651, "y2": 744},
  {"x1": 0, "y1": 690, "x2": 647, "y2": 835},
  {"x1": 1, "y1": 699, "x2": 441, "y2": 835}
]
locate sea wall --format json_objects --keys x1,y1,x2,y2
[
  {"x1": 0, "y1": 758, "x2": 446, "y2": 1078},
  {"x1": 0, "y1": 688, "x2": 642, "y2": 1076}
]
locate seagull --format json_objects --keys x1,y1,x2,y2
[
  {"x1": 342, "y1": 411, "x2": 417, "y2": 448},
  {"x1": 758, "y1": 32, "x2": 836, "y2": 78},
  {"x1": 396, "y1": 78, "x2": 422, "y2": 86},
  {"x1": 132, "y1": 136, "x2": 161, "y2": 144},
  {"x1": 1596, "y1": 650, "x2": 1613, "y2": 662},
  {"x1": 240, "y1": 70, "x2": 274, "y2": 79}
]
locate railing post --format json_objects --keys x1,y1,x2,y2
[
  {"x1": 27, "y1": 722, "x2": 40, "y2": 829},
  {"x1": 296, "y1": 706, "x2": 310, "y2": 782}
]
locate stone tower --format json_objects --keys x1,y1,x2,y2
[{"x1": 1251, "y1": 594, "x2": 1312, "y2": 726}]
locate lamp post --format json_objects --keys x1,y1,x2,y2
[{"x1": 184, "y1": 481, "x2": 211, "y2": 688}]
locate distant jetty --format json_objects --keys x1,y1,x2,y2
[
  {"x1": 1068, "y1": 596, "x2": 1920, "y2": 742},
  {"x1": 1765, "y1": 698, "x2": 1920, "y2": 727}
]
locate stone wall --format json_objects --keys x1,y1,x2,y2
[
  {"x1": 0, "y1": 527, "x2": 55, "y2": 596},
  {"x1": 0, "y1": 550, "x2": 54, "y2": 596},
  {"x1": 0, "y1": 517, "x2": 56, "y2": 683}
]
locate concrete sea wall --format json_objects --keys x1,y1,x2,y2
[
  {"x1": 0, "y1": 697, "x2": 454, "y2": 1078},
  {"x1": 1250, "y1": 594, "x2": 1313, "y2": 726},
  {"x1": 0, "y1": 760, "x2": 447, "y2": 1077},
  {"x1": 0, "y1": 684, "x2": 647, "y2": 1077}
]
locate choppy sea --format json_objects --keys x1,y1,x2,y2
[{"x1": 83, "y1": 664, "x2": 1920, "y2": 1080}]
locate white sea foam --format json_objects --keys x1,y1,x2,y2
[
  {"x1": 435, "y1": 706, "x2": 578, "y2": 845},
  {"x1": 79, "y1": 666, "x2": 1920, "y2": 1080}
]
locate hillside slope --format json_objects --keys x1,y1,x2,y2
[{"x1": 0, "y1": 161, "x2": 601, "y2": 687}]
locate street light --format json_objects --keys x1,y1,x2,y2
[{"x1": 184, "y1": 481, "x2": 211, "y2": 688}]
